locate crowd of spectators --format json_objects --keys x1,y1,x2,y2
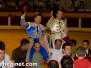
[
  {"x1": 0, "y1": 0, "x2": 88, "y2": 11},
  {"x1": 0, "y1": 0, "x2": 60, "y2": 11}
]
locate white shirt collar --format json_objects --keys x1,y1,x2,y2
[
  {"x1": 56, "y1": 19, "x2": 62, "y2": 23},
  {"x1": 34, "y1": 23, "x2": 40, "y2": 26},
  {"x1": 0, "y1": 60, "x2": 5, "y2": 68},
  {"x1": 0, "y1": 60, "x2": 4, "y2": 63},
  {"x1": 86, "y1": 49, "x2": 88, "y2": 54}
]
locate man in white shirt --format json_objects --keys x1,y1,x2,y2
[
  {"x1": 0, "y1": 41, "x2": 14, "y2": 68},
  {"x1": 50, "y1": 39, "x2": 62, "y2": 61},
  {"x1": 5, "y1": 53, "x2": 10, "y2": 62},
  {"x1": 0, "y1": 44, "x2": 5, "y2": 68}
]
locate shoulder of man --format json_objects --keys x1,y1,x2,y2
[
  {"x1": 13, "y1": 47, "x2": 21, "y2": 53},
  {"x1": 62, "y1": 19, "x2": 66, "y2": 24},
  {"x1": 40, "y1": 24, "x2": 45, "y2": 30},
  {"x1": 28, "y1": 22, "x2": 34, "y2": 26},
  {"x1": 49, "y1": 18, "x2": 57, "y2": 23},
  {"x1": 89, "y1": 49, "x2": 91, "y2": 54},
  {"x1": 5, "y1": 53, "x2": 10, "y2": 59}
]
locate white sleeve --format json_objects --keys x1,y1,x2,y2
[{"x1": 5, "y1": 53, "x2": 10, "y2": 62}]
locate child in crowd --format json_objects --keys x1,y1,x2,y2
[{"x1": 74, "y1": 46, "x2": 91, "y2": 68}]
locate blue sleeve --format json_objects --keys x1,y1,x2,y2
[{"x1": 27, "y1": 26, "x2": 35, "y2": 35}]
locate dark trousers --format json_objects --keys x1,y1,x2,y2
[
  {"x1": 79, "y1": 1, "x2": 84, "y2": 9},
  {"x1": 75, "y1": 7, "x2": 78, "y2": 11}
]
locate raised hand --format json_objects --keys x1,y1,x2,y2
[{"x1": 21, "y1": 12, "x2": 26, "y2": 18}]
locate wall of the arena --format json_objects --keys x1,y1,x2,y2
[
  {"x1": 0, "y1": 11, "x2": 91, "y2": 32},
  {"x1": 0, "y1": 11, "x2": 91, "y2": 17}
]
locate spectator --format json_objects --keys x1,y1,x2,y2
[
  {"x1": 50, "y1": 39, "x2": 62, "y2": 61},
  {"x1": 30, "y1": 42, "x2": 46, "y2": 68},
  {"x1": 82, "y1": 40, "x2": 91, "y2": 62},
  {"x1": 12, "y1": 38, "x2": 29, "y2": 68},
  {"x1": 7, "y1": 2, "x2": 12, "y2": 10},
  {"x1": 0, "y1": 41, "x2": 5, "y2": 68},
  {"x1": 52, "y1": 0, "x2": 58, "y2": 11},
  {"x1": 74, "y1": 0, "x2": 79, "y2": 11},
  {"x1": 61, "y1": 55, "x2": 73, "y2": 68},
  {"x1": 57, "y1": 43, "x2": 72, "y2": 68},
  {"x1": 71, "y1": 39, "x2": 77, "y2": 54},
  {"x1": 74, "y1": 46, "x2": 91, "y2": 68},
  {"x1": 19, "y1": 0, "x2": 22, "y2": 6},
  {"x1": 20, "y1": 0, "x2": 25, "y2": 7},
  {"x1": 12, "y1": 1, "x2": 16, "y2": 10},
  {"x1": 62, "y1": 43, "x2": 72, "y2": 56},
  {"x1": 45, "y1": 1, "x2": 51, "y2": 10},
  {"x1": 71, "y1": 39, "x2": 77, "y2": 59},
  {"x1": 0, "y1": 41, "x2": 13, "y2": 68},
  {"x1": 0, "y1": 41, "x2": 10, "y2": 62},
  {"x1": 34, "y1": 0, "x2": 39, "y2": 10},
  {"x1": 15, "y1": 4, "x2": 19, "y2": 10},
  {"x1": 48, "y1": 60, "x2": 59, "y2": 68},
  {"x1": 67, "y1": 6, "x2": 73, "y2": 11},
  {"x1": 55, "y1": 1, "x2": 59, "y2": 9},
  {"x1": 28, "y1": 1, "x2": 31, "y2": 10},
  {"x1": 79, "y1": 0, "x2": 84, "y2": 9},
  {"x1": 2, "y1": 3, "x2": 5, "y2": 10},
  {"x1": 0, "y1": 2, "x2": 2, "y2": 10},
  {"x1": 38, "y1": 2, "x2": 43, "y2": 10},
  {"x1": 71, "y1": 0, "x2": 75, "y2": 8}
]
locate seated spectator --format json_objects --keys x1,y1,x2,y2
[
  {"x1": 2, "y1": 3, "x2": 5, "y2": 10},
  {"x1": 48, "y1": 60, "x2": 59, "y2": 68},
  {"x1": 45, "y1": 1, "x2": 51, "y2": 10},
  {"x1": 82, "y1": 40, "x2": 91, "y2": 62},
  {"x1": 74, "y1": 0, "x2": 79, "y2": 11},
  {"x1": 79, "y1": 0, "x2": 84, "y2": 9},
  {"x1": 38, "y1": 2, "x2": 43, "y2": 10},
  {"x1": 74, "y1": 46, "x2": 91, "y2": 68},
  {"x1": 12, "y1": 2, "x2": 16, "y2": 10},
  {"x1": 61, "y1": 55, "x2": 73, "y2": 68},
  {"x1": 12, "y1": 38, "x2": 29, "y2": 68},
  {"x1": 50, "y1": 39, "x2": 62, "y2": 60}
]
